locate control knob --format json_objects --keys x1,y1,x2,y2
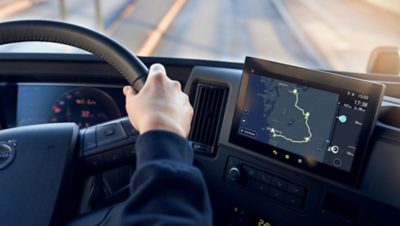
[{"x1": 228, "y1": 167, "x2": 241, "y2": 182}]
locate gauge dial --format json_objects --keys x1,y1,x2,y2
[{"x1": 50, "y1": 87, "x2": 121, "y2": 128}]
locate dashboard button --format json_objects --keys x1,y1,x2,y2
[
  {"x1": 284, "y1": 194, "x2": 302, "y2": 208},
  {"x1": 104, "y1": 147, "x2": 124, "y2": 167},
  {"x1": 227, "y1": 157, "x2": 240, "y2": 168},
  {"x1": 254, "y1": 181, "x2": 269, "y2": 195},
  {"x1": 96, "y1": 122, "x2": 127, "y2": 147},
  {"x1": 84, "y1": 154, "x2": 104, "y2": 172},
  {"x1": 245, "y1": 179, "x2": 256, "y2": 189},
  {"x1": 242, "y1": 165, "x2": 257, "y2": 178},
  {"x1": 104, "y1": 128, "x2": 115, "y2": 136},
  {"x1": 257, "y1": 171, "x2": 272, "y2": 184},
  {"x1": 191, "y1": 142, "x2": 213, "y2": 154},
  {"x1": 269, "y1": 188, "x2": 286, "y2": 202},
  {"x1": 121, "y1": 118, "x2": 138, "y2": 136},
  {"x1": 271, "y1": 177, "x2": 288, "y2": 190},
  {"x1": 83, "y1": 127, "x2": 96, "y2": 150},
  {"x1": 287, "y1": 183, "x2": 306, "y2": 197}
]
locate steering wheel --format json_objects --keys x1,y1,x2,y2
[{"x1": 0, "y1": 20, "x2": 148, "y2": 225}]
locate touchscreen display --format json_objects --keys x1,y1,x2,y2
[
  {"x1": 238, "y1": 74, "x2": 367, "y2": 172},
  {"x1": 230, "y1": 57, "x2": 385, "y2": 185}
]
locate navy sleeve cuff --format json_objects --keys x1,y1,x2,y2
[{"x1": 135, "y1": 130, "x2": 193, "y2": 165}]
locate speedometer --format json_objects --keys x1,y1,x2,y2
[{"x1": 50, "y1": 87, "x2": 121, "y2": 128}]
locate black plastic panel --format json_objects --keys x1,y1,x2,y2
[
  {"x1": 0, "y1": 123, "x2": 79, "y2": 226},
  {"x1": 187, "y1": 65, "x2": 400, "y2": 225}
]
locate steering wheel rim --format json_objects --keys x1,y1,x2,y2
[
  {"x1": 0, "y1": 20, "x2": 148, "y2": 91},
  {"x1": 0, "y1": 20, "x2": 149, "y2": 225}
]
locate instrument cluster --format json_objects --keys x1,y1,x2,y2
[{"x1": 16, "y1": 84, "x2": 126, "y2": 128}]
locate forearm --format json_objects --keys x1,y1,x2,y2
[{"x1": 120, "y1": 130, "x2": 212, "y2": 226}]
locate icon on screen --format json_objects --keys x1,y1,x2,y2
[
  {"x1": 328, "y1": 146, "x2": 339, "y2": 154},
  {"x1": 338, "y1": 115, "x2": 347, "y2": 123},
  {"x1": 333, "y1": 158, "x2": 342, "y2": 166}
]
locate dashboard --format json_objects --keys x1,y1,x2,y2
[
  {"x1": 16, "y1": 84, "x2": 125, "y2": 128},
  {"x1": 1, "y1": 53, "x2": 400, "y2": 226}
]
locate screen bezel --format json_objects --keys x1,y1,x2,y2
[{"x1": 229, "y1": 57, "x2": 385, "y2": 186}]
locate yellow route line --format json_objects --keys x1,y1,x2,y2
[{"x1": 271, "y1": 89, "x2": 312, "y2": 143}]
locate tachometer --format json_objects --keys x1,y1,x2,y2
[{"x1": 50, "y1": 87, "x2": 121, "y2": 128}]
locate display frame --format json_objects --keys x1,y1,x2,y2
[{"x1": 230, "y1": 57, "x2": 385, "y2": 186}]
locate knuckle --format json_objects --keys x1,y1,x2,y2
[
  {"x1": 146, "y1": 71, "x2": 166, "y2": 84},
  {"x1": 172, "y1": 80, "x2": 181, "y2": 89},
  {"x1": 182, "y1": 93, "x2": 189, "y2": 101},
  {"x1": 125, "y1": 104, "x2": 131, "y2": 114},
  {"x1": 150, "y1": 71, "x2": 165, "y2": 82},
  {"x1": 188, "y1": 105, "x2": 194, "y2": 115}
]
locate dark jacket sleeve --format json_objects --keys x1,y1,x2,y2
[{"x1": 119, "y1": 130, "x2": 213, "y2": 226}]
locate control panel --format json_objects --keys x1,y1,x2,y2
[
  {"x1": 81, "y1": 117, "x2": 138, "y2": 173},
  {"x1": 225, "y1": 156, "x2": 307, "y2": 210}
]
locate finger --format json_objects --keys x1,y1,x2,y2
[
  {"x1": 182, "y1": 92, "x2": 189, "y2": 101},
  {"x1": 172, "y1": 80, "x2": 182, "y2": 90},
  {"x1": 123, "y1": 86, "x2": 137, "y2": 96},
  {"x1": 149, "y1": 63, "x2": 167, "y2": 78},
  {"x1": 187, "y1": 104, "x2": 194, "y2": 116},
  {"x1": 144, "y1": 64, "x2": 168, "y2": 90}
]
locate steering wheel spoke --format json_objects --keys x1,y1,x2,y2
[{"x1": 81, "y1": 117, "x2": 138, "y2": 174}]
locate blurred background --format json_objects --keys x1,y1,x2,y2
[{"x1": 0, "y1": 0, "x2": 399, "y2": 73}]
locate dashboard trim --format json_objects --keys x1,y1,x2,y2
[{"x1": 0, "y1": 53, "x2": 399, "y2": 225}]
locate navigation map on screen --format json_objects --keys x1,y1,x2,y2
[{"x1": 238, "y1": 73, "x2": 368, "y2": 172}]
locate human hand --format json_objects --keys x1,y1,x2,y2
[{"x1": 123, "y1": 64, "x2": 193, "y2": 138}]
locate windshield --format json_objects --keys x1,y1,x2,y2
[{"x1": 0, "y1": 0, "x2": 399, "y2": 73}]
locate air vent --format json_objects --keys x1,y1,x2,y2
[{"x1": 189, "y1": 83, "x2": 228, "y2": 155}]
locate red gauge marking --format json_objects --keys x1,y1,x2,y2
[{"x1": 52, "y1": 106, "x2": 62, "y2": 113}]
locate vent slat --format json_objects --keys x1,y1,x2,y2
[
  {"x1": 192, "y1": 86, "x2": 204, "y2": 140},
  {"x1": 204, "y1": 88, "x2": 215, "y2": 144},
  {"x1": 189, "y1": 83, "x2": 228, "y2": 154},
  {"x1": 198, "y1": 86, "x2": 210, "y2": 143},
  {"x1": 207, "y1": 89, "x2": 218, "y2": 144},
  {"x1": 209, "y1": 90, "x2": 221, "y2": 144},
  {"x1": 198, "y1": 87, "x2": 211, "y2": 143},
  {"x1": 214, "y1": 90, "x2": 225, "y2": 145}
]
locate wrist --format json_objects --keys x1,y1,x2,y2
[
  {"x1": 139, "y1": 116, "x2": 186, "y2": 138},
  {"x1": 135, "y1": 130, "x2": 194, "y2": 165}
]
